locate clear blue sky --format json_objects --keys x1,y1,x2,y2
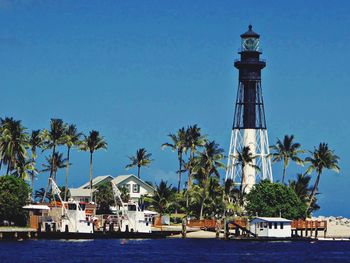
[{"x1": 1, "y1": 0, "x2": 349, "y2": 217}]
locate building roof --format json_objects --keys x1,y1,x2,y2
[
  {"x1": 78, "y1": 175, "x2": 113, "y2": 189},
  {"x1": 111, "y1": 174, "x2": 155, "y2": 193},
  {"x1": 69, "y1": 188, "x2": 95, "y2": 197},
  {"x1": 23, "y1": 204, "x2": 50, "y2": 210},
  {"x1": 250, "y1": 217, "x2": 292, "y2": 223}
]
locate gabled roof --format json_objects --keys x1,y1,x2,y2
[
  {"x1": 111, "y1": 174, "x2": 155, "y2": 193},
  {"x1": 250, "y1": 217, "x2": 292, "y2": 223},
  {"x1": 78, "y1": 175, "x2": 113, "y2": 189},
  {"x1": 69, "y1": 188, "x2": 95, "y2": 197}
]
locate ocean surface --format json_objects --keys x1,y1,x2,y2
[{"x1": 1, "y1": 238, "x2": 350, "y2": 262}]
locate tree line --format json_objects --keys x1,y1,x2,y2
[{"x1": 0, "y1": 117, "x2": 341, "y2": 223}]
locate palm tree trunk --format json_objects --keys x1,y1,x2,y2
[
  {"x1": 31, "y1": 174, "x2": 35, "y2": 202},
  {"x1": 307, "y1": 172, "x2": 321, "y2": 215},
  {"x1": 199, "y1": 176, "x2": 208, "y2": 220},
  {"x1": 89, "y1": 152, "x2": 93, "y2": 203},
  {"x1": 137, "y1": 165, "x2": 141, "y2": 179},
  {"x1": 42, "y1": 145, "x2": 56, "y2": 203},
  {"x1": 64, "y1": 147, "x2": 70, "y2": 201},
  {"x1": 186, "y1": 151, "x2": 194, "y2": 208},
  {"x1": 177, "y1": 152, "x2": 182, "y2": 193},
  {"x1": 239, "y1": 164, "x2": 245, "y2": 196},
  {"x1": 282, "y1": 166, "x2": 286, "y2": 184}
]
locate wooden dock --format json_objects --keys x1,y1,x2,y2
[
  {"x1": 291, "y1": 220, "x2": 327, "y2": 238},
  {"x1": 0, "y1": 227, "x2": 37, "y2": 240}
]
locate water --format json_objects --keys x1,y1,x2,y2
[{"x1": 1, "y1": 239, "x2": 350, "y2": 262}]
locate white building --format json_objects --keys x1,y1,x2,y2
[
  {"x1": 111, "y1": 174, "x2": 155, "y2": 202},
  {"x1": 69, "y1": 174, "x2": 154, "y2": 203},
  {"x1": 250, "y1": 217, "x2": 292, "y2": 238}
]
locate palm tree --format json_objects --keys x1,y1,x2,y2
[
  {"x1": 35, "y1": 188, "x2": 51, "y2": 203},
  {"x1": 145, "y1": 180, "x2": 174, "y2": 217},
  {"x1": 125, "y1": 148, "x2": 153, "y2": 179},
  {"x1": 80, "y1": 130, "x2": 107, "y2": 202},
  {"x1": 185, "y1": 125, "x2": 206, "y2": 206},
  {"x1": 305, "y1": 143, "x2": 340, "y2": 213},
  {"x1": 63, "y1": 124, "x2": 82, "y2": 201},
  {"x1": 0, "y1": 117, "x2": 29, "y2": 174},
  {"x1": 270, "y1": 135, "x2": 304, "y2": 184},
  {"x1": 42, "y1": 119, "x2": 66, "y2": 202},
  {"x1": 29, "y1": 129, "x2": 43, "y2": 201},
  {"x1": 235, "y1": 146, "x2": 259, "y2": 196},
  {"x1": 42, "y1": 152, "x2": 67, "y2": 182},
  {"x1": 162, "y1": 127, "x2": 187, "y2": 193},
  {"x1": 192, "y1": 141, "x2": 225, "y2": 219}
]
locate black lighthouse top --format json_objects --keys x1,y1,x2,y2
[
  {"x1": 240, "y1": 24, "x2": 260, "y2": 38},
  {"x1": 240, "y1": 25, "x2": 260, "y2": 52}
]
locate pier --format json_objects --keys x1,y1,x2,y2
[{"x1": 0, "y1": 227, "x2": 37, "y2": 240}]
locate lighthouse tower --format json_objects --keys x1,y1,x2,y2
[{"x1": 225, "y1": 25, "x2": 273, "y2": 192}]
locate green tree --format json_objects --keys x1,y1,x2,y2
[
  {"x1": 0, "y1": 175, "x2": 30, "y2": 226},
  {"x1": 35, "y1": 187, "x2": 51, "y2": 203},
  {"x1": 162, "y1": 127, "x2": 187, "y2": 193},
  {"x1": 184, "y1": 125, "x2": 206, "y2": 207},
  {"x1": 28, "y1": 129, "x2": 44, "y2": 201},
  {"x1": 145, "y1": 180, "x2": 174, "y2": 215},
  {"x1": 125, "y1": 148, "x2": 153, "y2": 179},
  {"x1": 94, "y1": 182, "x2": 115, "y2": 214},
  {"x1": 42, "y1": 152, "x2": 67, "y2": 182},
  {"x1": 270, "y1": 135, "x2": 304, "y2": 184},
  {"x1": 289, "y1": 173, "x2": 319, "y2": 216},
  {"x1": 0, "y1": 117, "x2": 29, "y2": 175},
  {"x1": 305, "y1": 143, "x2": 340, "y2": 214},
  {"x1": 63, "y1": 124, "x2": 82, "y2": 201},
  {"x1": 245, "y1": 180, "x2": 307, "y2": 219},
  {"x1": 192, "y1": 141, "x2": 225, "y2": 219},
  {"x1": 80, "y1": 130, "x2": 107, "y2": 202},
  {"x1": 42, "y1": 119, "x2": 66, "y2": 202}
]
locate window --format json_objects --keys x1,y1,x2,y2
[
  {"x1": 133, "y1": 184, "x2": 140, "y2": 193},
  {"x1": 280, "y1": 223, "x2": 284, "y2": 229},
  {"x1": 269, "y1": 222, "x2": 272, "y2": 229},
  {"x1": 274, "y1": 223, "x2": 278, "y2": 229}
]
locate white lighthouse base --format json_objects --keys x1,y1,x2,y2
[{"x1": 226, "y1": 128, "x2": 273, "y2": 193}]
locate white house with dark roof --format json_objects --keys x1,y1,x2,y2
[
  {"x1": 69, "y1": 174, "x2": 154, "y2": 203},
  {"x1": 111, "y1": 174, "x2": 155, "y2": 202},
  {"x1": 250, "y1": 217, "x2": 292, "y2": 238}
]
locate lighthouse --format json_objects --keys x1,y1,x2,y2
[{"x1": 225, "y1": 25, "x2": 273, "y2": 192}]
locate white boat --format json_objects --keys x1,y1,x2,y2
[
  {"x1": 108, "y1": 181, "x2": 153, "y2": 233},
  {"x1": 41, "y1": 178, "x2": 94, "y2": 234}
]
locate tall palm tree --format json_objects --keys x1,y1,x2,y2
[
  {"x1": 185, "y1": 125, "x2": 206, "y2": 205},
  {"x1": 162, "y1": 127, "x2": 187, "y2": 193},
  {"x1": 235, "y1": 146, "x2": 260, "y2": 196},
  {"x1": 80, "y1": 130, "x2": 107, "y2": 202},
  {"x1": 0, "y1": 117, "x2": 29, "y2": 174},
  {"x1": 305, "y1": 143, "x2": 340, "y2": 213},
  {"x1": 63, "y1": 124, "x2": 82, "y2": 201},
  {"x1": 42, "y1": 119, "x2": 66, "y2": 202},
  {"x1": 125, "y1": 148, "x2": 153, "y2": 179},
  {"x1": 29, "y1": 129, "x2": 43, "y2": 201},
  {"x1": 289, "y1": 173, "x2": 312, "y2": 204},
  {"x1": 192, "y1": 141, "x2": 225, "y2": 219},
  {"x1": 270, "y1": 135, "x2": 304, "y2": 184},
  {"x1": 41, "y1": 152, "x2": 67, "y2": 181}
]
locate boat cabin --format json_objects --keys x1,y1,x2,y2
[{"x1": 250, "y1": 217, "x2": 292, "y2": 238}]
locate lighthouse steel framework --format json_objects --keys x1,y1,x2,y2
[{"x1": 225, "y1": 25, "x2": 273, "y2": 192}]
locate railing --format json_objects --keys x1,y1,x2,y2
[
  {"x1": 291, "y1": 220, "x2": 327, "y2": 230},
  {"x1": 187, "y1": 218, "x2": 248, "y2": 229}
]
